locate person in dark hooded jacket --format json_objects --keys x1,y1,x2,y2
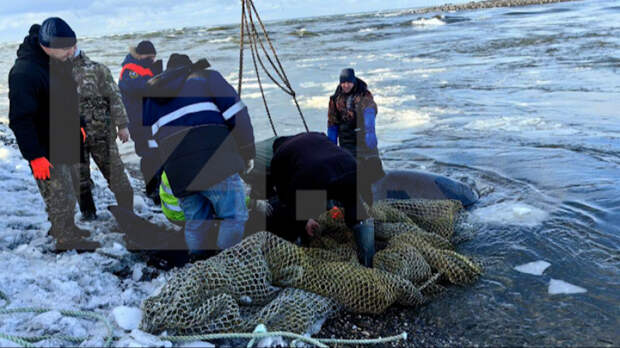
[
  {"x1": 143, "y1": 53, "x2": 255, "y2": 256},
  {"x1": 118, "y1": 40, "x2": 163, "y2": 204},
  {"x1": 8, "y1": 18, "x2": 99, "y2": 252},
  {"x1": 327, "y1": 68, "x2": 385, "y2": 202}
]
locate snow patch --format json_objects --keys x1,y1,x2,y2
[
  {"x1": 112, "y1": 306, "x2": 143, "y2": 331},
  {"x1": 548, "y1": 279, "x2": 587, "y2": 295},
  {"x1": 116, "y1": 329, "x2": 173, "y2": 347},
  {"x1": 514, "y1": 260, "x2": 551, "y2": 275}
]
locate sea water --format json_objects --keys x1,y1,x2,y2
[{"x1": 0, "y1": 1, "x2": 617, "y2": 345}]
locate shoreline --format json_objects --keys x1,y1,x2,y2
[{"x1": 409, "y1": 0, "x2": 579, "y2": 15}]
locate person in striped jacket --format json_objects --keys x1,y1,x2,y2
[{"x1": 143, "y1": 53, "x2": 255, "y2": 257}]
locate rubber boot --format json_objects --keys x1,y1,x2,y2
[
  {"x1": 48, "y1": 224, "x2": 89, "y2": 238},
  {"x1": 79, "y1": 190, "x2": 97, "y2": 221},
  {"x1": 115, "y1": 190, "x2": 134, "y2": 211},
  {"x1": 54, "y1": 225, "x2": 100, "y2": 253},
  {"x1": 353, "y1": 219, "x2": 375, "y2": 268}
]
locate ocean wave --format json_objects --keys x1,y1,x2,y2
[
  {"x1": 411, "y1": 17, "x2": 446, "y2": 27},
  {"x1": 358, "y1": 28, "x2": 375, "y2": 33},
  {"x1": 208, "y1": 36, "x2": 235, "y2": 44},
  {"x1": 287, "y1": 28, "x2": 320, "y2": 38}
]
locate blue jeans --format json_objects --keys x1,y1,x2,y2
[{"x1": 178, "y1": 174, "x2": 248, "y2": 253}]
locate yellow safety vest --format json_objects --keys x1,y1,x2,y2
[{"x1": 159, "y1": 171, "x2": 185, "y2": 222}]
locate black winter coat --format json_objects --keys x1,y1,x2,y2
[
  {"x1": 8, "y1": 24, "x2": 82, "y2": 165},
  {"x1": 270, "y1": 132, "x2": 357, "y2": 205}
]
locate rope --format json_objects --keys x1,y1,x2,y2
[
  {"x1": 0, "y1": 289, "x2": 407, "y2": 347},
  {"x1": 0, "y1": 289, "x2": 114, "y2": 348},
  {"x1": 244, "y1": 8, "x2": 277, "y2": 136},
  {"x1": 237, "y1": 0, "x2": 246, "y2": 96},
  {"x1": 165, "y1": 332, "x2": 327, "y2": 347},
  {"x1": 316, "y1": 332, "x2": 408, "y2": 345},
  {"x1": 419, "y1": 272, "x2": 442, "y2": 292},
  {"x1": 238, "y1": 0, "x2": 310, "y2": 133},
  {"x1": 162, "y1": 330, "x2": 408, "y2": 347}
]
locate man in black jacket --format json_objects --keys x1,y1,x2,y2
[
  {"x1": 268, "y1": 132, "x2": 375, "y2": 266},
  {"x1": 8, "y1": 17, "x2": 100, "y2": 252}
]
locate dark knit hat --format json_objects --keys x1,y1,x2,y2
[
  {"x1": 339, "y1": 68, "x2": 356, "y2": 83},
  {"x1": 166, "y1": 53, "x2": 192, "y2": 70},
  {"x1": 38, "y1": 17, "x2": 76, "y2": 48},
  {"x1": 136, "y1": 40, "x2": 156, "y2": 55}
]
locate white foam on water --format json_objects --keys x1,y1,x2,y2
[
  {"x1": 548, "y1": 279, "x2": 587, "y2": 295},
  {"x1": 208, "y1": 36, "x2": 234, "y2": 44},
  {"x1": 378, "y1": 107, "x2": 431, "y2": 135},
  {"x1": 411, "y1": 17, "x2": 446, "y2": 27},
  {"x1": 374, "y1": 94, "x2": 417, "y2": 106},
  {"x1": 464, "y1": 116, "x2": 566, "y2": 133},
  {"x1": 382, "y1": 53, "x2": 437, "y2": 64},
  {"x1": 297, "y1": 95, "x2": 328, "y2": 110},
  {"x1": 410, "y1": 68, "x2": 447, "y2": 75},
  {"x1": 298, "y1": 81, "x2": 335, "y2": 93},
  {"x1": 470, "y1": 202, "x2": 548, "y2": 227},
  {"x1": 358, "y1": 27, "x2": 375, "y2": 33},
  {"x1": 514, "y1": 260, "x2": 551, "y2": 275}
]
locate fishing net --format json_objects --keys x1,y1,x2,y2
[{"x1": 141, "y1": 199, "x2": 481, "y2": 335}]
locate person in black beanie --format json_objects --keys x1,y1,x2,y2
[
  {"x1": 327, "y1": 68, "x2": 385, "y2": 204},
  {"x1": 8, "y1": 17, "x2": 100, "y2": 252},
  {"x1": 118, "y1": 40, "x2": 164, "y2": 205}
]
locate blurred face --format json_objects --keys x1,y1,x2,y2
[
  {"x1": 136, "y1": 53, "x2": 156, "y2": 63},
  {"x1": 41, "y1": 44, "x2": 77, "y2": 62},
  {"x1": 340, "y1": 81, "x2": 354, "y2": 93}
]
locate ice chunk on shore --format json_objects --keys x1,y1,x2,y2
[
  {"x1": 180, "y1": 341, "x2": 215, "y2": 347},
  {"x1": 112, "y1": 306, "x2": 142, "y2": 331},
  {"x1": 548, "y1": 279, "x2": 587, "y2": 295},
  {"x1": 514, "y1": 260, "x2": 550, "y2": 275}
]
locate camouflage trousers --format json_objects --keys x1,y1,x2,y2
[
  {"x1": 73, "y1": 133, "x2": 134, "y2": 209},
  {"x1": 36, "y1": 163, "x2": 78, "y2": 235}
]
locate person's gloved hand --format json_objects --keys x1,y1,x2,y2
[
  {"x1": 151, "y1": 59, "x2": 163, "y2": 75},
  {"x1": 327, "y1": 125, "x2": 339, "y2": 144},
  {"x1": 254, "y1": 199, "x2": 274, "y2": 216},
  {"x1": 117, "y1": 127, "x2": 130, "y2": 143},
  {"x1": 363, "y1": 108, "x2": 377, "y2": 150},
  {"x1": 30, "y1": 157, "x2": 53, "y2": 180},
  {"x1": 80, "y1": 127, "x2": 86, "y2": 143},
  {"x1": 305, "y1": 218, "x2": 320, "y2": 237}
]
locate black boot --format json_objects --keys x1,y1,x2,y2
[
  {"x1": 353, "y1": 219, "x2": 375, "y2": 268},
  {"x1": 79, "y1": 191, "x2": 97, "y2": 221},
  {"x1": 54, "y1": 226, "x2": 100, "y2": 253},
  {"x1": 115, "y1": 190, "x2": 134, "y2": 211},
  {"x1": 48, "y1": 225, "x2": 90, "y2": 238},
  {"x1": 55, "y1": 237, "x2": 101, "y2": 253}
]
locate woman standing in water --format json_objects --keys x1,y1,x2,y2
[{"x1": 327, "y1": 68, "x2": 385, "y2": 203}]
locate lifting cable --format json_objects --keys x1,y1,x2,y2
[{"x1": 238, "y1": 0, "x2": 310, "y2": 136}]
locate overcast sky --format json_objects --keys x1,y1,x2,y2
[{"x1": 0, "y1": 0, "x2": 467, "y2": 43}]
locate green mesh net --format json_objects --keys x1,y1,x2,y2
[{"x1": 140, "y1": 199, "x2": 482, "y2": 335}]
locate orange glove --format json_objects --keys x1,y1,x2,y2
[
  {"x1": 30, "y1": 157, "x2": 53, "y2": 180},
  {"x1": 330, "y1": 206, "x2": 343, "y2": 220},
  {"x1": 81, "y1": 127, "x2": 86, "y2": 143}
]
